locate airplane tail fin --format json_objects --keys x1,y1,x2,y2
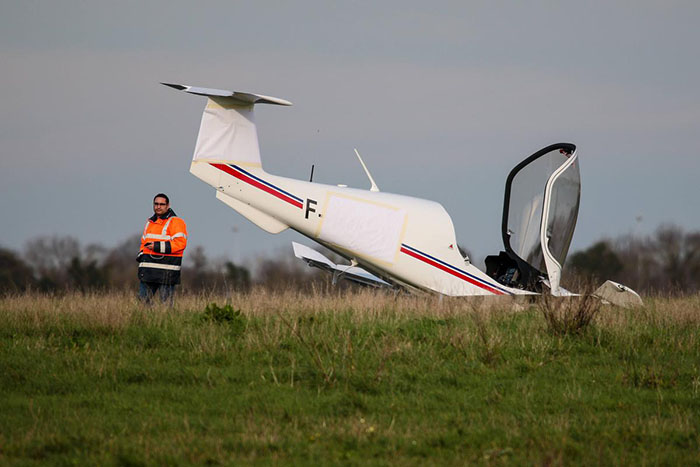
[{"x1": 162, "y1": 83, "x2": 291, "y2": 168}]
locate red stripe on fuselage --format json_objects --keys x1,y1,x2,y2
[
  {"x1": 211, "y1": 163, "x2": 303, "y2": 209},
  {"x1": 400, "y1": 247, "x2": 505, "y2": 295}
]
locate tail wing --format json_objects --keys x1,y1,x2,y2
[
  {"x1": 162, "y1": 83, "x2": 292, "y2": 106},
  {"x1": 162, "y1": 83, "x2": 291, "y2": 167}
]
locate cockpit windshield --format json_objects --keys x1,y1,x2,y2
[
  {"x1": 486, "y1": 143, "x2": 580, "y2": 292},
  {"x1": 544, "y1": 158, "x2": 580, "y2": 268},
  {"x1": 503, "y1": 144, "x2": 579, "y2": 274}
]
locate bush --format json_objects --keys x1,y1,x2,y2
[
  {"x1": 201, "y1": 303, "x2": 246, "y2": 336},
  {"x1": 539, "y1": 294, "x2": 600, "y2": 336}
]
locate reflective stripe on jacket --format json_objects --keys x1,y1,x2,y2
[{"x1": 137, "y1": 208, "x2": 188, "y2": 285}]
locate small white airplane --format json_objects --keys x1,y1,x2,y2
[{"x1": 164, "y1": 83, "x2": 641, "y2": 303}]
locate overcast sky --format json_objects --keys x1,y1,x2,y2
[{"x1": 2, "y1": 1, "x2": 699, "y2": 269}]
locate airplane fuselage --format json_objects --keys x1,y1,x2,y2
[{"x1": 191, "y1": 160, "x2": 523, "y2": 296}]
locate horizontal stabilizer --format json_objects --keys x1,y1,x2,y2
[
  {"x1": 292, "y1": 242, "x2": 391, "y2": 288},
  {"x1": 162, "y1": 83, "x2": 292, "y2": 106}
]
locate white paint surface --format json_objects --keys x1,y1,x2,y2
[
  {"x1": 319, "y1": 195, "x2": 406, "y2": 263},
  {"x1": 193, "y1": 99, "x2": 261, "y2": 164}
]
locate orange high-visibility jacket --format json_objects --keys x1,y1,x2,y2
[{"x1": 137, "y1": 209, "x2": 188, "y2": 285}]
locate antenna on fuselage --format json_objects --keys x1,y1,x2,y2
[
  {"x1": 354, "y1": 148, "x2": 380, "y2": 192},
  {"x1": 309, "y1": 164, "x2": 315, "y2": 182}
]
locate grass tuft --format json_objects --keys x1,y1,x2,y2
[
  {"x1": 539, "y1": 294, "x2": 601, "y2": 336},
  {"x1": 201, "y1": 302, "x2": 243, "y2": 324}
]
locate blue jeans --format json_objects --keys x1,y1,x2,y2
[{"x1": 139, "y1": 281, "x2": 175, "y2": 306}]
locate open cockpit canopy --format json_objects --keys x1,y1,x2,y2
[{"x1": 486, "y1": 143, "x2": 580, "y2": 294}]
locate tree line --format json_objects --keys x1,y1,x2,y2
[
  {"x1": 566, "y1": 224, "x2": 700, "y2": 295},
  {"x1": 1, "y1": 225, "x2": 698, "y2": 295},
  {"x1": 0, "y1": 234, "x2": 327, "y2": 295}
]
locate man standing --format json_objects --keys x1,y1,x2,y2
[{"x1": 137, "y1": 193, "x2": 188, "y2": 304}]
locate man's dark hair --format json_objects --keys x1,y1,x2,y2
[{"x1": 154, "y1": 193, "x2": 170, "y2": 204}]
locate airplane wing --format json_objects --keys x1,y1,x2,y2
[{"x1": 292, "y1": 242, "x2": 391, "y2": 288}]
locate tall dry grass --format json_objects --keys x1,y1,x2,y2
[
  {"x1": 0, "y1": 289, "x2": 697, "y2": 365},
  {"x1": 0, "y1": 288, "x2": 527, "y2": 327},
  {"x1": 2, "y1": 288, "x2": 699, "y2": 331},
  {"x1": 3, "y1": 290, "x2": 698, "y2": 369}
]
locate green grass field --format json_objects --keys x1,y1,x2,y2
[{"x1": 1, "y1": 291, "x2": 699, "y2": 465}]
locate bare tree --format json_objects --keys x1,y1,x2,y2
[
  {"x1": 652, "y1": 225, "x2": 700, "y2": 293},
  {"x1": 23, "y1": 236, "x2": 81, "y2": 289},
  {"x1": 102, "y1": 234, "x2": 142, "y2": 290},
  {"x1": 24, "y1": 236, "x2": 79, "y2": 275}
]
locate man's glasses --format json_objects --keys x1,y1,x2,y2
[{"x1": 154, "y1": 202, "x2": 168, "y2": 206}]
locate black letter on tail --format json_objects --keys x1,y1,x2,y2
[{"x1": 305, "y1": 199, "x2": 317, "y2": 219}]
